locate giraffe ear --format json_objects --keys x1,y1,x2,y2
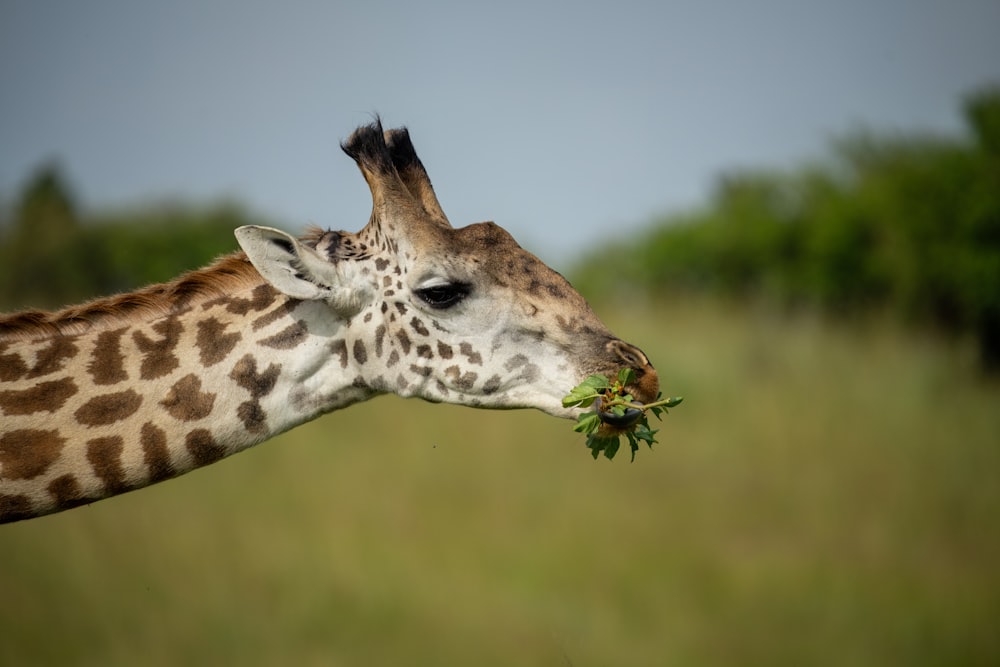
[{"x1": 235, "y1": 226, "x2": 371, "y2": 315}]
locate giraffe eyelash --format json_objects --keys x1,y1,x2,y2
[{"x1": 414, "y1": 282, "x2": 471, "y2": 309}]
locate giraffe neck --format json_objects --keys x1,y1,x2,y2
[{"x1": 0, "y1": 259, "x2": 370, "y2": 523}]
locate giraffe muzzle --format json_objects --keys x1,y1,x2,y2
[{"x1": 589, "y1": 339, "x2": 660, "y2": 428}]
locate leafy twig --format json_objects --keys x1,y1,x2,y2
[{"x1": 562, "y1": 368, "x2": 683, "y2": 461}]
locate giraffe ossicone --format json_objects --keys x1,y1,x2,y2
[{"x1": 0, "y1": 121, "x2": 658, "y2": 523}]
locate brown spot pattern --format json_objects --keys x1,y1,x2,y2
[
  {"x1": 505, "y1": 354, "x2": 540, "y2": 382},
  {"x1": 251, "y1": 297, "x2": 298, "y2": 331},
  {"x1": 229, "y1": 355, "x2": 280, "y2": 433},
  {"x1": 445, "y1": 366, "x2": 478, "y2": 392},
  {"x1": 217, "y1": 284, "x2": 277, "y2": 316},
  {"x1": 48, "y1": 474, "x2": 89, "y2": 509},
  {"x1": 0, "y1": 343, "x2": 28, "y2": 381},
  {"x1": 26, "y1": 337, "x2": 78, "y2": 379},
  {"x1": 482, "y1": 375, "x2": 502, "y2": 394},
  {"x1": 259, "y1": 320, "x2": 307, "y2": 350},
  {"x1": 196, "y1": 317, "x2": 243, "y2": 366},
  {"x1": 133, "y1": 315, "x2": 183, "y2": 380},
  {"x1": 0, "y1": 494, "x2": 32, "y2": 522},
  {"x1": 237, "y1": 402, "x2": 268, "y2": 432},
  {"x1": 353, "y1": 340, "x2": 368, "y2": 365},
  {"x1": 460, "y1": 343, "x2": 483, "y2": 365},
  {"x1": 437, "y1": 342, "x2": 453, "y2": 359},
  {"x1": 410, "y1": 317, "x2": 429, "y2": 337},
  {"x1": 88, "y1": 328, "x2": 129, "y2": 385},
  {"x1": 330, "y1": 339, "x2": 348, "y2": 368},
  {"x1": 409, "y1": 365, "x2": 433, "y2": 377},
  {"x1": 86, "y1": 436, "x2": 128, "y2": 495},
  {"x1": 556, "y1": 314, "x2": 589, "y2": 334},
  {"x1": 0, "y1": 377, "x2": 78, "y2": 416},
  {"x1": 230, "y1": 355, "x2": 280, "y2": 396},
  {"x1": 0, "y1": 429, "x2": 66, "y2": 480},
  {"x1": 374, "y1": 325, "x2": 387, "y2": 357},
  {"x1": 160, "y1": 374, "x2": 216, "y2": 421},
  {"x1": 505, "y1": 354, "x2": 530, "y2": 370},
  {"x1": 416, "y1": 344, "x2": 433, "y2": 359},
  {"x1": 395, "y1": 329, "x2": 412, "y2": 355},
  {"x1": 186, "y1": 429, "x2": 226, "y2": 466},
  {"x1": 74, "y1": 389, "x2": 143, "y2": 426},
  {"x1": 141, "y1": 422, "x2": 174, "y2": 483}
]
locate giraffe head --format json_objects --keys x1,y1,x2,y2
[{"x1": 236, "y1": 121, "x2": 658, "y2": 422}]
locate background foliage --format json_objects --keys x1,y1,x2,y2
[
  {"x1": 572, "y1": 86, "x2": 1000, "y2": 371},
  {"x1": 0, "y1": 165, "x2": 272, "y2": 312}
]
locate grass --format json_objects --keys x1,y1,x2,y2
[{"x1": 1, "y1": 297, "x2": 998, "y2": 666}]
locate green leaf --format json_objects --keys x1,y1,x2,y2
[
  {"x1": 586, "y1": 435, "x2": 604, "y2": 459},
  {"x1": 602, "y1": 437, "x2": 621, "y2": 460},
  {"x1": 625, "y1": 431, "x2": 640, "y2": 461},
  {"x1": 562, "y1": 390, "x2": 595, "y2": 409},
  {"x1": 633, "y1": 422, "x2": 659, "y2": 446},
  {"x1": 586, "y1": 434, "x2": 619, "y2": 460},
  {"x1": 617, "y1": 367, "x2": 636, "y2": 386},
  {"x1": 581, "y1": 374, "x2": 612, "y2": 391},
  {"x1": 561, "y1": 374, "x2": 612, "y2": 408},
  {"x1": 573, "y1": 412, "x2": 602, "y2": 435}
]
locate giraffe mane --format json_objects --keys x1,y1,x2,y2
[
  {"x1": 0, "y1": 252, "x2": 263, "y2": 342},
  {"x1": 297, "y1": 225, "x2": 329, "y2": 248}
]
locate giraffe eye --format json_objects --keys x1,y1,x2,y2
[{"x1": 415, "y1": 282, "x2": 470, "y2": 309}]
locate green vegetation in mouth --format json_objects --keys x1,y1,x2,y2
[{"x1": 562, "y1": 368, "x2": 683, "y2": 460}]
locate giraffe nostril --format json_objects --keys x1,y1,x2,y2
[{"x1": 607, "y1": 339, "x2": 649, "y2": 369}]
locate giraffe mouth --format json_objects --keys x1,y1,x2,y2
[{"x1": 593, "y1": 395, "x2": 645, "y2": 428}]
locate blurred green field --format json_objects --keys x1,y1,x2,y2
[{"x1": 1, "y1": 298, "x2": 998, "y2": 666}]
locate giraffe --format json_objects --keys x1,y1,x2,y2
[{"x1": 0, "y1": 121, "x2": 658, "y2": 523}]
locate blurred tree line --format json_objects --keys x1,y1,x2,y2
[
  {"x1": 574, "y1": 86, "x2": 1000, "y2": 372},
  {"x1": 0, "y1": 165, "x2": 277, "y2": 312}
]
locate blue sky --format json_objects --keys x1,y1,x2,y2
[{"x1": 2, "y1": 0, "x2": 999, "y2": 265}]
